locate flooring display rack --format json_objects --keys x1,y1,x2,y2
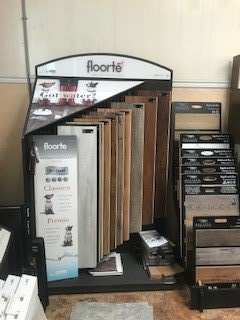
[
  {"x1": 189, "y1": 54, "x2": 240, "y2": 312},
  {"x1": 22, "y1": 53, "x2": 175, "y2": 295}
]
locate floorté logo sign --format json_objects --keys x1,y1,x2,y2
[{"x1": 87, "y1": 60, "x2": 124, "y2": 73}]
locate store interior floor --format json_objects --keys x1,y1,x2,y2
[{"x1": 45, "y1": 288, "x2": 240, "y2": 320}]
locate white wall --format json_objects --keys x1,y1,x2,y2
[{"x1": 1, "y1": 0, "x2": 240, "y2": 86}]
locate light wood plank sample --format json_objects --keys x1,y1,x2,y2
[
  {"x1": 196, "y1": 247, "x2": 240, "y2": 265},
  {"x1": 125, "y1": 96, "x2": 157, "y2": 225},
  {"x1": 97, "y1": 108, "x2": 132, "y2": 241},
  {"x1": 138, "y1": 90, "x2": 171, "y2": 218},
  {"x1": 196, "y1": 266, "x2": 240, "y2": 284},
  {"x1": 196, "y1": 229, "x2": 240, "y2": 247},
  {"x1": 175, "y1": 114, "x2": 220, "y2": 130},
  {"x1": 95, "y1": 110, "x2": 125, "y2": 245},
  {"x1": 83, "y1": 114, "x2": 118, "y2": 249},
  {"x1": 111, "y1": 102, "x2": 145, "y2": 233},
  {"x1": 71, "y1": 119, "x2": 111, "y2": 255},
  {"x1": 57, "y1": 125, "x2": 98, "y2": 268},
  {"x1": 67, "y1": 121, "x2": 104, "y2": 261}
]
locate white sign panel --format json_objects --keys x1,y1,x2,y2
[{"x1": 37, "y1": 54, "x2": 172, "y2": 80}]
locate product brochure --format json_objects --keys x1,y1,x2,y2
[{"x1": 33, "y1": 135, "x2": 78, "y2": 282}]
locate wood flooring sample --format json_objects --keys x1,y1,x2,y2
[
  {"x1": 196, "y1": 229, "x2": 240, "y2": 247},
  {"x1": 125, "y1": 96, "x2": 157, "y2": 225},
  {"x1": 138, "y1": 90, "x2": 171, "y2": 218},
  {"x1": 98, "y1": 108, "x2": 132, "y2": 241},
  {"x1": 196, "y1": 247, "x2": 240, "y2": 265},
  {"x1": 184, "y1": 194, "x2": 239, "y2": 250},
  {"x1": 196, "y1": 266, "x2": 240, "y2": 284},
  {"x1": 155, "y1": 264, "x2": 184, "y2": 277},
  {"x1": 96, "y1": 110, "x2": 125, "y2": 245},
  {"x1": 83, "y1": 114, "x2": 118, "y2": 250},
  {"x1": 111, "y1": 102, "x2": 145, "y2": 233},
  {"x1": 58, "y1": 125, "x2": 98, "y2": 268},
  {"x1": 175, "y1": 114, "x2": 220, "y2": 130},
  {"x1": 172, "y1": 102, "x2": 221, "y2": 131},
  {"x1": 72, "y1": 118, "x2": 111, "y2": 255}
]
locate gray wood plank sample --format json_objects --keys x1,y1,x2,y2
[
  {"x1": 57, "y1": 125, "x2": 98, "y2": 268},
  {"x1": 196, "y1": 247, "x2": 240, "y2": 265},
  {"x1": 184, "y1": 194, "x2": 239, "y2": 250},
  {"x1": 73, "y1": 118, "x2": 111, "y2": 255},
  {"x1": 196, "y1": 229, "x2": 240, "y2": 247},
  {"x1": 111, "y1": 102, "x2": 145, "y2": 233}
]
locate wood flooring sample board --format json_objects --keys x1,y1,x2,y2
[
  {"x1": 182, "y1": 186, "x2": 239, "y2": 252},
  {"x1": 57, "y1": 125, "x2": 98, "y2": 268},
  {"x1": 196, "y1": 266, "x2": 240, "y2": 284},
  {"x1": 97, "y1": 108, "x2": 132, "y2": 241},
  {"x1": 95, "y1": 110, "x2": 125, "y2": 245},
  {"x1": 83, "y1": 114, "x2": 118, "y2": 250},
  {"x1": 139, "y1": 90, "x2": 171, "y2": 218},
  {"x1": 71, "y1": 119, "x2": 111, "y2": 255},
  {"x1": 172, "y1": 102, "x2": 221, "y2": 131},
  {"x1": 125, "y1": 96, "x2": 157, "y2": 225},
  {"x1": 194, "y1": 216, "x2": 240, "y2": 284},
  {"x1": 111, "y1": 102, "x2": 145, "y2": 233}
]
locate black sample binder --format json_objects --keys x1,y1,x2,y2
[
  {"x1": 0, "y1": 225, "x2": 13, "y2": 279},
  {"x1": 0, "y1": 206, "x2": 32, "y2": 275}
]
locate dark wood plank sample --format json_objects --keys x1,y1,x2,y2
[
  {"x1": 111, "y1": 102, "x2": 145, "y2": 233},
  {"x1": 98, "y1": 108, "x2": 132, "y2": 241},
  {"x1": 196, "y1": 266, "x2": 240, "y2": 283},
  {"x1": 196, "y1": 229, "x2": 240, "y2": 247},
  {"x1": 138, "y1": 90, "x2": 171, "y2": 218},
  {"x1": 196, "y1": 247, "x2": 240, "y2": 265},
  {"x1": 83, "y1": 114, "x2": 118, "y2": 250},
  {"x1": 125, "y1": 96, "x2": 157, "y2": 225},
  {"x1": 73, "y1": 118, "x2": 111, "y2": 255}
]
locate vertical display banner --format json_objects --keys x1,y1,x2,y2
[{"x1": 33, "y1": 135, "x2": 78, "y2": 282}]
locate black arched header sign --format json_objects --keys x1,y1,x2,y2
[{"x1": 24, "y1": 53, "x2": 172, "y2": 134}]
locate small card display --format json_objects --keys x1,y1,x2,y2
[
  {"x1": 33, "y1": 135, "x2": 78, "y2": 282},
  {"x1": 194, "y1": 216, "x2": 240, "y2": 284}
]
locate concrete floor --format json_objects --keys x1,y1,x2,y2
[{"x1": 45, "y1": 289, "x2": 240, "y2": 320}]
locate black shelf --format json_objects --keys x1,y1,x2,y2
[
  {"x1": 190, "y1": 285, "x2": 240, "y2": 311},
  {"x1": 48, "y1": 253, "x2": 181, "y2": 295}
]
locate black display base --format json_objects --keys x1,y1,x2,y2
[
  {"x1": 48, "y1": 253, "x2": 181, "y2": 295},
  {"x1": 190, "y1": 285, "x2": 240, "y2": 311}
]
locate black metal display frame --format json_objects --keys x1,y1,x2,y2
[
  {"x1": 189, "y1": 53, "x2": 240, "y2": 311},
  {"x1": 22, "y1": 53, "x2": 178, "y2": 295}
]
